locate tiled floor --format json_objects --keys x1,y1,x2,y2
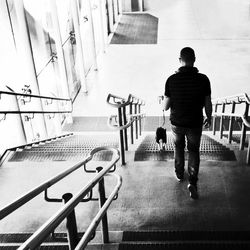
[{"x1": 73, "y1": 0, "x2": 250, "y2": 117}]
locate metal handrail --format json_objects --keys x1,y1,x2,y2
[
  {"x1": 0, "y1": 147, "x2": 120, "y2": 220},
  {"x1": 213, "y1": 93, "x2": 250, "y2": 105},
  {"x1": 106, "y1": 93, "x2": 132, "y2": 108},
  {"x1": 129, "y1": 94, "x2": 145, "y2": 105},
  {"x1": 107, "y1": 93, "x2": 145, "y2": 165},
  {"x1": 214, "y1": 111, "x2": 250, "y2": 128},
  {"x1": 0, "y1": 90, "x2": 72, "y2": 102},
  {"x1": 75, "y1": 173, "x2": 122, "y2": 250},
  {"x1": 243, "y1": 93, "x2": 250, "y2": 104},
  {"x1": 107, "y1": 113, "x2": 145, "y2": 131},
  {"x1": 129, "y1": 113, "x2": 146, "y2": 120},
  {"x1": 18, "y1": 152, "x2": 121, "y2": 250},
  {"x1": 0, "y1": 110, "x2": 72, "y2": 114},
  {"x1": 0, "y1": 133, "x2": 73, "y2": 166},
  {"x1": 213, "y1": 92, "x2": 250, "y2": 129},
  {"x1": 212, "y1": 93, "x2": 250, "y2": 164},
  {"x1": 0, "y1": 91, "x2": 73, "y2": 115}
]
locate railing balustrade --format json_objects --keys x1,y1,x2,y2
[
  {"x1": 0, "y1": 147, "x2": 121, "y2": 249},
  {"x1": 212, "y1": 93, "x2": 250, "y2": 164},
  {"x1": 0, "y1": 89, "x2": 73, "y2": 163},
  {"x1": 0, "y1": 147, "x2": 119, "y2": 220},
  {"x1": 107, "y1": 93, "x2": 145, "y2": 165},
  {"x1": 0, "y1": 133, "x2": 73, "y2": 166},
  {"x1": 16, "y1": 147, "x2": 121, "y2": 250},
  {"x1": 0, "y1": 90, "x2": 73, "y2": 117}
]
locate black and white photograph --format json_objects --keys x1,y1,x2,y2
[{"x1": 1, "y1": 0, "x2": 250, "y2": 249}]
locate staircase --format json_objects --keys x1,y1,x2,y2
[
  {"x1": 1, "y1": 113, "x2": 250, "y2": 249},
  {"x1": 1, "y1": 230, "x2": 250, "y2": 249},
  {"x1": 134, "y1": 132, "x2": 236, "y2": 161},
  {"x1": 119, "y1": 230, "x2": 250, "y2": 249},
  {"x1": 0, "y1": 232, "x2": 71, "y2": 249},
  {"x1": 7, "y1": 134, "x2": 119, "y2": 162}
]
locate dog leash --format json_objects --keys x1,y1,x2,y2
[{"x1": 161, "y1": 110, "x2": 165, "y2": 127}]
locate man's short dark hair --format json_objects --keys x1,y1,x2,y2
[{"x1": 180, "y1": 47, "x2": 195, "y2": 62}]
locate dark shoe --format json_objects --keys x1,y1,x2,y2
[
  {"x1": 175, "y1": 173, "x2": 184, "y2": 182},
  {"x1": 188, "y1": 184, "x2": 199, "y2": 199}
]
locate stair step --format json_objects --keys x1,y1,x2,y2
[
  {"x1": 120, "y1": 231, "x2": 250, "y2": 249},
  {"x1": 0, "y1": 245, "x2": 68, "y2": 250},
  {"x1": 223, "y1": 134, "x2": 250, "y2": 147},
  {"x1": 122, "y1": 230, "x2": 250, "y2": 241},
  {"x1": 134, "y1": 134, "x2": 236, "y2": 161},
  {"x1": 0, "y1": 232, "x2": 84, "y2": 243},
  {"x1": 8, "y1": 134, "x2": 119, "y2": 162},
  {"x1": 119, "y1": 242, "x2": 250, "y2": 250}
]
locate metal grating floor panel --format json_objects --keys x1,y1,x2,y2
[
  {"x1": 134, "y1": 133, "x2": 236, "y2": 161},
  {"x1": 110, "y1": 14, "x2": 158, "y2": 44},
  {"x1": 9, "y1": 134, "x2": 119, "y2": 162}
]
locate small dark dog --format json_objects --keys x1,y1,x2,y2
[{"x1": 155, "y1": 127, "x2": 167, "y2": 151}]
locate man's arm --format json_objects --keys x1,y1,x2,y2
[
  {"x1": 204, "y1": 95, "x2": 212, "y2": 128},
  {"x1": 162, "y1": 96, "x2": 171, "y2": 111}
]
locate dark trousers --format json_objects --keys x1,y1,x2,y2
[{"x1": 171, "y1": 125, "x2": 202, "y2": 185}]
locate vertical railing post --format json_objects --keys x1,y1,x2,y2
[
  {"x1": 134, "y1": 101, "x2": 138, "y2": 140},
  {"x1": 138, "y1": 0, "x2": 144, "y2": 11},
  {"x1": 118, "y1": 106, "x2": 125, "y2": 165},
  {"x1": 96, "y1": 167, "x2": 109, "y2": 243},
  {"x1": 122, "y1": 105, "x2": 128, "y2": 151},
  {"x1": 129, "y1": 103, "x2": 134, "y2": 145},
  {"x1": 138, "y1": 102, "x2": 142, "y2": 136},
  {"x1": 213, "y1": 103, "x2": 218, "y2": 135},
  {"x1": 240, "y1": 103, "x2": 249, "y2": 150},
  {"x1": 219, "y1": 103, "x2": 225, "y2": 139},
  {"x1": 228, "y1": 102, "x2": 236, "y2": 144},
  {"x1": 247, "y1": 136, "x2": 250, "y2": 165},
  {"x1": 62, "y1": 193, "x2": 79, "y2": 249},
  {"x1": 240, "y1": 124, "x2": 247, "y2": 150}
]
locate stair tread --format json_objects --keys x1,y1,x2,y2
[
  {"x1": 134, "y1": 134, "x2": 236, "y2": 161},
  {"x1": 123, "y1": 230, "x2": 250, "y2": 241}
]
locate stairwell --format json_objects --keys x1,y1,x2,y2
[{"x1": 1, "y1": 116, "x2": 250, "y2": 249}]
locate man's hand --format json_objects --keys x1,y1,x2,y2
[{"x1": 203, "y1": 117, "x2": 211, "y2": 129}]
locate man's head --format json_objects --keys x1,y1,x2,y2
[{"x1": 179, "y1": 47, "x2": 196, "y2": 66}]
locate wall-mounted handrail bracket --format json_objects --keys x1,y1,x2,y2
[
  {"x1": 84, "y1": 160, "x2": 116, "y2": 173},
  {"x1": 24, "y1": 113, "x2": 35, "y2": 121},
  {"x1": 47, "y1": 113, "x2": 56, "y2": 120},
  {"x1": 45, "y1": 99, "x2": 53, "y2": 105},
  {"x1": 44, "y1": 188, "x2": 93, "y2": 203},
  {"x1": 44, "y1": 189, "x2": 62, "y2": 203},
  {"x1": 0, "y1": 113, "x2": 7, "y2": 122},
  {"x1": 51, "y1": 52, "x2": 58, "y2": 63}
]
